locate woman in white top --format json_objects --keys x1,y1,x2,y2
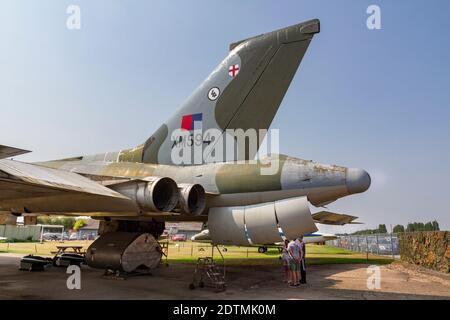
[
  {"x1": 288, "y1": 239, "x2": 301, "y2": 286},
  {"x1": 281, "y1": 239, "x2": 291, "y2": 284}
]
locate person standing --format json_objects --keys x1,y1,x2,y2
[
  {"x1": 297, "y1": 235, "x2": 307, "y2": 284},
  {"x1": 288, "y1": 239, "x2": 301, "y2": 286},
  {"x1": 281, "y1": 239, "x2": 291, "y2": 284}
]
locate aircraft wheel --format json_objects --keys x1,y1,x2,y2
[
  {"x1": 199, "y1": 281, "x2": 205, "y2": 288},
  {"x1": 189, "y1": 283, "x2": 195, "y2": 290}
]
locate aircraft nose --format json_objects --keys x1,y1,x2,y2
[{"x1": 346, "y1": 168, "x2": 371, "y2": 194}]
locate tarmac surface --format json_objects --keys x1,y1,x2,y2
[{"x1": 0, "y1": 253, "x2": 449, "y2": 300}]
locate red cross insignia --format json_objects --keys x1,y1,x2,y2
[{"x1": 228, "y1": 64, "x2": 240, "y2": 77}]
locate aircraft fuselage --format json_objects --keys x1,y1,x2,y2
[{"x1": 37, "y1": 153, "x2": 370, "y2": 218}]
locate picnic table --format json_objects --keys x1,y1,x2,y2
[
  {"x1": 51, "y1": 245, "x2": 85, "y2": 256},
  {"x1": 51, "y1": 245, "x2": 86, "y2": 267}
]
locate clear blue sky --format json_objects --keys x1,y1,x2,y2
[{"x1": 1, "y1": 0, "x2": 449, "y2": 230}]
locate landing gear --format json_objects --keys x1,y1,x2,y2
[
  {"x1": 85, "y1": 232, "x2": 162, "y2": 273},
  {"x1": 87, "y1": 219, "x2": 167, "y2": 276}
]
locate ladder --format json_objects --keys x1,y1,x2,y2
[
  {"x1": 189, "y1": 245, "x2": 226, "y2": 292},
  {"x1": 159, "y1": 240, "x2": 169, "y2": 267}
]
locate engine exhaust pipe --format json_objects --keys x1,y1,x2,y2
[
  {"x1": 111, "y1": 177, "x2": 179, "y2": 212},
  {"x1": 177, "y1": 183, "x2": 206, "y2": 215}
]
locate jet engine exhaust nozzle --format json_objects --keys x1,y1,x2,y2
[
  {"x1": 111, "y1": 177, "x2": 179, "y2": 212},
  {"x1": 177, "y1": 183, "x2": 206, "y2": 216}
]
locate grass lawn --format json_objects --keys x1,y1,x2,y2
[
  {"x1": 0, "y1": 240, "x2": 393, "y2": 266},
  {"x1": 165, "y1": 244, "x2": 393, "y2": 265}
]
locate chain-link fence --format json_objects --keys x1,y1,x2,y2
[
  {"x1": 0, "y1": 240, "x2": 278, "y2": 260},
  {"x1": 327, "y1": 233, "x2": 400, "y2": 258}
]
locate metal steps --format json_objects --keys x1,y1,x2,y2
[{"x1": 189, "y1": 245, "x2": 226, "y2": 292}]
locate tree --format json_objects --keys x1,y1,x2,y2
[
  {"x1": 352, "y1": 220, "x2": 441, "y2": 235},
  {"x1": 406, "y1": 223, "x2": 417, "y2": 232},
  {"x1": 37, "y1": 216, "x2": 50, "y2": 225},
  {"x1": 432, "y1": 220, "x2": 440, "y2": 231},
  {"x1": 60, "y1": 217, "x2": 76, "y2": 230},
  {"x1": 378, "y1": 224, "x2": 387, "y2": 234},
  {"x1": 406, "y1": 221, "x2": 440, "y2": 232},
  {"x1": 424, "y1": 222, "x2": 433, "y2": 231},
  {"x1": 352, "y1": 229, "x2": 375, "y2": 235},
  {"x1": 393, "y1": 224, "x2": 405, "y2": 233},
  {"x1": 73, "y1": 219, "x2": 86, "y2": 231}
]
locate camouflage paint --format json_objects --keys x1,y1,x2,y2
[
  {"x1": 12, "y1": 19, "x2": 370, "y2": 218},
  {"x1": 78, "y1": 20, "x2": 320, "y2": 165}
]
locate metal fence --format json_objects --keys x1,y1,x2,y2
[
  {"x1": 327, "y1": 233, "x2": 400, "y2": 257},
  {"x1": 0, "y1": 225, "x2": 41, "y2": 241}
]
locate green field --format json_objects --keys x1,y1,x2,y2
[
  {"x1": 0, "y1": 240, "x2": 393, "y2": 266},
  {"x1": 165, "y1": 243, "x2": 393, "y2": 265}
]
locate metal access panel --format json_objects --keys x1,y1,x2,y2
[
  {"x1": 244, "y1": 202, "x2": 281, "y2": 244},
  {"x1": 275, "y1": 197, "x2": 317, "y2": 239},
  {"x1": 85, "y1": 232, "x2": 161, "y2": 272},
  {"x1": 208, "y1": 207, "x2": 249, "y2": 246}
]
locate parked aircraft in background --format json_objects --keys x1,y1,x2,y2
[{"x1": 191, "y1": 229, "x2": 338, "y2": 253}]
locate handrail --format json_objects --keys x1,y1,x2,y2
[{"x1": 212, "y1": 244, "x2": 226, "y2": 279}]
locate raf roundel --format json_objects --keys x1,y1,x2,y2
[{"x1": 207, "y1": 87, "x2": 220, "y2": 101}]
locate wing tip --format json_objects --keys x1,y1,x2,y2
[{"x1": 0, "y1": 145, "x2": 31, "y2": 159}]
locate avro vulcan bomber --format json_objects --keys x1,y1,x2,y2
[{"x1": 0, "y1": 19, "x2": 370, "y2": 272}]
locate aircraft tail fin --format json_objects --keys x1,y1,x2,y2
[{"x1": 142, "y1": 19, "x2": 320, "y2": 165}]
